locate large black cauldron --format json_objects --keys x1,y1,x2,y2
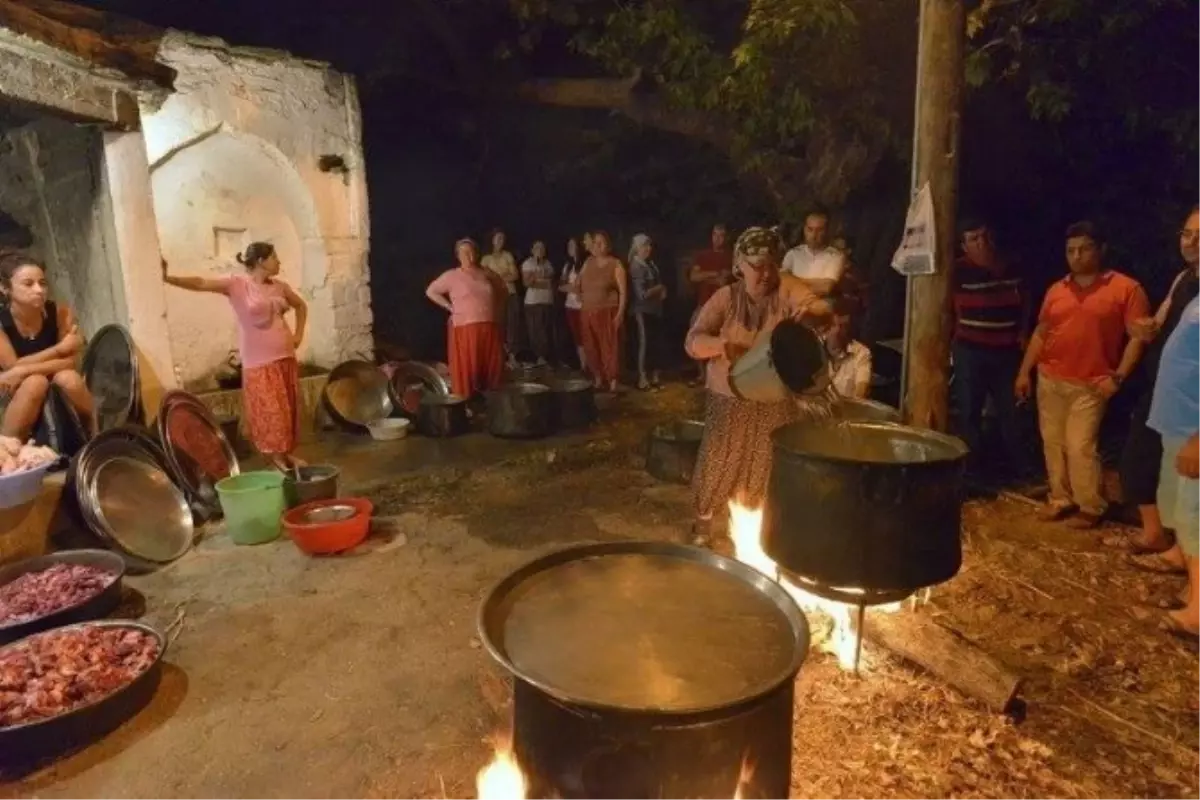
[
  {"x1": 763, "y1": 420, "x2": 968, "y2": 603},
  {"x1": 479, "y1": 541, "x2": 809, "y2": 799}
]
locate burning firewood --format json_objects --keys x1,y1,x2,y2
[{"x1": 728, "y1": 500, "x2": 1025, "y2": 715}]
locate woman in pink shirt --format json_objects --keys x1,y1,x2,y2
[
  {"x1": 163, "y1": 242, "x2": 308, "y2": 470},
  {"x1": 425, "y1": 238, "x2": 507, "y2": 399}
]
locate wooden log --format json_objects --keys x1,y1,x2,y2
[{"x1": 864, "y1": 611, "x2": 1023, "y2": 714}]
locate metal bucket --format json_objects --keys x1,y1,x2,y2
[{"x1": 729, "y1": 320, "x2": 830, "y2": 403}]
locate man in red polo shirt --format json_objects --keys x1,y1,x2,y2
[
  {"x1": 1015, "y1": 221, "x2": 1150, "y2": 528},
  {"x1": 687, "y1": 224, "x2": 733, "y2": 385}
]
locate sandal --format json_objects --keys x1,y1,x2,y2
[
  {"x1": 1158, "y1": 612, "x2": 1200, "y2": 642},
  {"x1": 1037, "y1": 503, "x2": 1076, "y2": 522},
  {"x1": 1102, "y1": 531, "x2": 1176, "y2": 555},
  {"x1": 1128, "y1": 552, "x2": 1189, "y2": 576},
  {"x1": 1066, "y1": 511, "x2": 1105, "y2": 530}
]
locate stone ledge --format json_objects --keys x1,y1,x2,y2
[{"x1": 195, "y1": 373, "x2": 328, "y2": 442}]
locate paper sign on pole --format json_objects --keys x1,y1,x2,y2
[{"x1": 891, "y1": 182, "x2": 936, "y2": 276}]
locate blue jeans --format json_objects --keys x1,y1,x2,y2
[{"x1": 952, "y1": 342, "x2": 1029, "y2": 476}]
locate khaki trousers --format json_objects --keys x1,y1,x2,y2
[{"x1": 1037, "y1": 375, "x2": 1108, "y2": 515}]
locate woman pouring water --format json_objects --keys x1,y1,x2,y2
[{"x1": 685, "y1": 227, "x2": 832, "y2": 547}]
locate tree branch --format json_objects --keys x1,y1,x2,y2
[{"x1": 514, "y1": 75, "x2": 733, "y2": 147}]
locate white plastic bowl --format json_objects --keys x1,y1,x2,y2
[
  {"x1": 366, "y1": 418, "x2": 411, "y2": 442},
  {"x1": 0, "y1": 462, "x2": 53, "y2": 511}
]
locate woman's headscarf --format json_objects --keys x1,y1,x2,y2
[
  {"x1": 628, "y1": 233, "x2": 652, "y2": 265},
  {"x1": 733, "y1": 226, "x2": 784, "y2": 261},
  {"x1": 729, "y1": 226, "x2": 785, "y2": 329}
]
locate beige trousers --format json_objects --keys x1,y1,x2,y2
[{"x1": 1037, "y1": 375, "x2": 1108, "y2": 515}]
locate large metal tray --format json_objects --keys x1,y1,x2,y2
[
  {"x1": 0, "y1": 620, "x2": 165, "y2": 761},
  {"x1": 478, "y1": 540, "x2": 809, "y2": 715},
  {"x1": 156, "y1": 390, "x2": 240, "y2": 508},
  {"x1": 0, "y1": 550, "x2": 126, "y2": 645},
  {"x1": 80, "y1": 324, "x2": 142, "y2": 431},
  {"x1": 323, "y1": 360, "x2": 392, "y2": 429}
]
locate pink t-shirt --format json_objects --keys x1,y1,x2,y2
[
  {"x1": 427, "y1": 267, "x2": 498, "y2": 327},
  {"x1": 226, "y1": 274, "x2": 295, "y2": 369}
]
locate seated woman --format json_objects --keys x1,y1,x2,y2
[
  {"x1": 0, "y1": 252, "x2": 93, "y2": 442},
  {"x1": 685, "y1": 227, "x2": 831, "y2": 547}
]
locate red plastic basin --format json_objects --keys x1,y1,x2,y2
[{"x1": 282, "y1": 497, "x2": 374, "y2": 555}]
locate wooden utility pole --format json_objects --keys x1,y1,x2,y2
[{"x1": 902, "y1": 0, "x2": 964, "y2": 431}]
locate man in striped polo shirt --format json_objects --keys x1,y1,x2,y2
[{"x1": 952, "y1": 217, "x2": 1031, "y2": 480}]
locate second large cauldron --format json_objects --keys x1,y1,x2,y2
[
  {"x1": 762, "y1": 419, "x2": 968, "y2": 603},
  {"x1": 479, "y1": 541, "x2": 809, "y2": 799}
]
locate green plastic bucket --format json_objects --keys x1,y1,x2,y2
[{"x1": 216, "y1": 471, "x2": 286, "y2": 545}]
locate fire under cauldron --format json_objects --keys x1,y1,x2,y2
[
  {"x1": 763, "y1": 419, "x2": 969, "y2": 607},
  {"x1": 479, "y1": 541, "x2": 810, "y2": 799}
]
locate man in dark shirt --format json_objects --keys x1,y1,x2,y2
[
  {"x1": 951, "y1": 217, "x2": 1031, "y2": 480},
  {"x1": 1120, "y1": 205, "x2": 1200, "y2": 557}
]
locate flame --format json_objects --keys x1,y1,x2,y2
[
  {"x1": 732, "y1": 753, "x2": 755, "y2": 799},
  {"x1": 727, "y1": 500, "x2": 901, "y2": 670},
  {"x1": 476, "y1": 739, "x2": 527, "y2": 800}
]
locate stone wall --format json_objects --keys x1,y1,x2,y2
[
  {"x1": 0, "y1": 116, "x2": 126, "y2": 340},
  {"x1": 140, "y1": 32, "x2": 372, "y2": 389}
]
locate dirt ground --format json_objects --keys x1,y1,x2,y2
[{"x1": 1, "y1": 385, "x2": 1197, "y2": 799}]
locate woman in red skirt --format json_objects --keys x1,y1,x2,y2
[
  {"x1": 577, "y1": 231, "x2": 628, "y2": 392},
  {"x1": 425, "y1": 238, "x2": 506, "y2": 399},
  {"x1": 163, "y1": 242, "x2": 308, "y2": 470}
]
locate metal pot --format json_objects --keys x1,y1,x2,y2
[
  {"x1": 548, "y1": 378, "x2": 597, "y2": 430},
  {"x1": 486, "y1": 382, "x2": 554, "y2": 439},
  {"x1": 831, "y1": 397, "x2": 901, "y2": 423},
  {"x1": 645, "y1": 420, "x2": 705, "y2": 484},
  {"x1": 283, "y1": 464, "x2": 340, "y2": 508},
  {"x1": 479, "y1": 541, "x2": 808, "y2": 799},
  {"x1": 762, "y1": 420, "x2": 968, "y2": 603},
  {"x1": 416, "y1": 393, "x2": 469, "y2": 438}
]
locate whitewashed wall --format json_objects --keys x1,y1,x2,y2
[
  {"x1": 0, "y1": 117, "x2": 125, "y2": 342},
  {"x1": 140, "y1": 32, "x2": 372, "y2": 389}
]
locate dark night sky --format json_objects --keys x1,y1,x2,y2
[{"x1": 71, "y1": 0, "x2": 1200, "y2": 365}]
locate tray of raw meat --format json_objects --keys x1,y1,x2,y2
[
  {"x1": 0, "y1": 620, "x2": 164, "y2": 759},
  {"x1": 0, "y1": 550, "x2": 126, "y2": 644}
]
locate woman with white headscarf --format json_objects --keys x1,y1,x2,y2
[
  {"x1": 628, "y1": 233, "x2": 669, "y2": 390},
  {"x1": 685, "y1": 226, "x2": 832, "y2": 547}
]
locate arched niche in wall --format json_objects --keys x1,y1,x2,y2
[{"x1": 149, "y1": 128, "x2": 329, "y2": 387}]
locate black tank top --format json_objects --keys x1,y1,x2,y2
[
  {"x1": 1146, "y1": 269, "x2": 1199, "y2": 378},
  {"x1": 0, "y1": 301, "x2": 59, "y2": 358}
]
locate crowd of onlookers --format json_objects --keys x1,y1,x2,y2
[
  {"x1": 953, "y1": 207, "x2": 1198, "y2": 640},
  {"x1": 424, "y1": 211, "x2": 871, "y2": 397},
  {"x1": 424, "y1": 205, "x2": 1198, "y2": 641}
]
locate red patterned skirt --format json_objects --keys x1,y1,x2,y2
[
  {"x1": 691, "y1": 391, "x2": 799, "y2": 520},
  {"x1": 242, "y1": 357, "x2": 300, "y2": 456}
]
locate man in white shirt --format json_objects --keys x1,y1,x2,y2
[
  {"x1": 826, "y1": 295, "x2": 872, "y2": 399},
  {"x1": 781, "y1": 208, "x2": 846, "y2": 296}
]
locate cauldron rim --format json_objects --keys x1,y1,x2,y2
[
  {"x1": 772, "y1": 419, "x2": 968, "y2": 466},
  {"x1": 477, "y1": 540, "x2": 810, "y2": 715}
]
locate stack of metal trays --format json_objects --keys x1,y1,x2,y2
[
  {"x1": 80, "y1": 325, "x2": 143, "y2": 431},
  {"x1": 156, "y1": 390, "x2": 241, "y2": 517},
  {"x1": 71, "y1": 427, "x2": 194, "y2": 565}
]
